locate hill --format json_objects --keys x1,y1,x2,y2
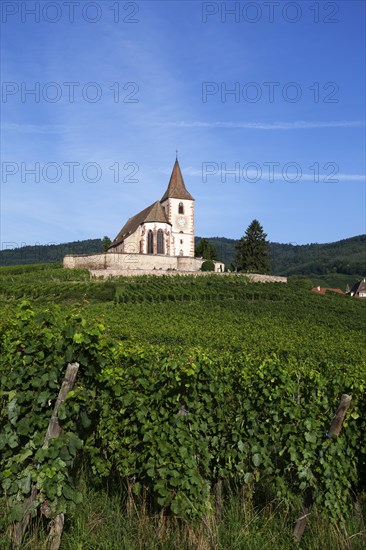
[
  {"x1": 200, "y1": 234, "x2": 366, "y2": 283},
  {"x1": 0, "y1": 239, "x2": 104, "y2": 266},
  {"x1": 1, "y1": 235, "x2": 364, "y2": 288}
]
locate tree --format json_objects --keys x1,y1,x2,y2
[
  {"x1": 102, "y1": 236, "x2": 112, "y2": 251},
  {"x1": 195, "y1": 238, "x2": 218, "y2": 261},
  {"x1": 235, "y1": 219, "x2": 270, "y2": 273},
  {"x1": 201, "y1": 260, "x2": 215, "y2": 272}
]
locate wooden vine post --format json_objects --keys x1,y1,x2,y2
[
  {"x1": 293, "y1": 393, "x2": 352, "y2": 544},
  {"x1": 214, "y1": 479, "x2": 223, "y2": 520},
  {"x1": 12, "y1": 362, "x2": 80, "y2": 550}
]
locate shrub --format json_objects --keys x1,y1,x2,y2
[{"x1": 201, "y1": 260, "x2": 215, "y2": 272}]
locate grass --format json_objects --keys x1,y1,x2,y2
[{"x1": 2, "y1": 475, "x2": 365, "y2": 549}]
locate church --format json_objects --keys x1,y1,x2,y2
[
  {"x1": 109, "y1": 158, "x2": 195, "y2": 258},
  {"x1": 63, "y1": 158, "x2": 225, "y2": 274}
]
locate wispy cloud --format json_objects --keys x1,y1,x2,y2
[
  {"x1": 323, "y1": 174, "x2": 365, "y2": 182},
  {"x1": 156, "y1": 120, "x2": 365, "y2": 130},
  {"x1": 1, "y1": 122, "x2": 73, "y2": 134},
  {"x1": 156, "y1": 166, "x2": 365, "y2": 182}
]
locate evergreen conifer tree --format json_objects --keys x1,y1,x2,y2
[{"x1": 235, "y1": 220, "x2": 270, "y2": 273}]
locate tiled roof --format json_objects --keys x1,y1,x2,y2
[
  {"x1": 161, "y1": 159, "x2": 194, "y2": 201},
  {"x1": 110, "y1": 201, "x2": 169, "y2": 247},
  {"x1": 312, "y1": 287, "x2": 345, "y2": 295}
]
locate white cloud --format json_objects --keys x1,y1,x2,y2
[
  {"x1": 154, "y1": 166, "x2": 365, "y2": 182},
  {"x1": 2, "y1": 122, "x2": 72, "y2": 134},
  {"x1": 156, "y1": 120, "x2": 365, "y2": 130}
]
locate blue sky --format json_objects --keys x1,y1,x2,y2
[{"x1": 1, "y1": 0, "x2": 365, "y2": 248}]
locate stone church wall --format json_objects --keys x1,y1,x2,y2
[
  {"x1": 116, "y1": 230, "x2": 141, "y2": 254},
  {"x1": 63, "y1": 252, "x2": 214, "y2": 272}
]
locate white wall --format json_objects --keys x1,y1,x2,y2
[
  {"x1": 161, "y1": 197, "x2": 195, "y2": 257},
  {"x1": 141, "y1": 222, "x2": 174, "y2": 256},
  {"x1": 111, "y1": 222, "x2": 174, "y2": 256}
]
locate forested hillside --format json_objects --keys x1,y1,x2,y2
[
  {"x1": 1, "y1": 235, "x2": 365, "y2": 286},
  {"x1": 204, "y1": 234, "x2": 366, "y2": 278},
  {"x1": 0, "y1": 239, "x2": 104, "y2": 265}
]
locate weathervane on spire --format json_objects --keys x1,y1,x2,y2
[{"x1": 175, "y1": 149, "x2": 178, "y2": 160}]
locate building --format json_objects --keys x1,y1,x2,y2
[
  {"x1": 349, "y1": 278, "x2": 366, "y2": 299},
  {"x1": 109, "y1": 158, "x2": 195, "y2": 258},
  {"x1": 63, "y1": 158, "x2": 225, "y2": 274}
]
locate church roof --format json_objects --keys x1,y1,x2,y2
[
  {"x1": 161, "y1": 159, "x2": 194, "y2": 202},
  {"x1": 349, "y1": 278, "x2": 366, "y2": 296},
  {"x1": 110, "y1": 200, "x2": 170, "y2": 247}
]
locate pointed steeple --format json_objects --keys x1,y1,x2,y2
[{"x1": 161, "y1": 159, "x2": 194, "y2": 202}]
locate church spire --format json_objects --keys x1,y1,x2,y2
[{"x1": 160, "y1": 158, "x2": 194, "y2": 202}]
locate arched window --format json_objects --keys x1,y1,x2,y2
[
  {"x1": 147, "y1": 230, "x2": 154, "y2": 254},
  {"x1": 180, "y1": 249, "x2": 184, "y2": 256},
  {"x1": 157, "y1": 229, "x2": 164, "y2": 254},
  {"x1": 178, "y1": 202, "x2": 184, "y2": 214}
]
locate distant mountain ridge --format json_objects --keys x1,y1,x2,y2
[
  {"x1": 0, "y1": 239, "x2": 104, "y2": 266},
  {"x1": 0, "y1": 235, "x2": 365, "y2": 280},
  {"x1": 204, "y1": 234, "x2": 366, "y2": 277}
]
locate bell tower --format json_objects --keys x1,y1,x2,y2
[{"x1": 160, "y1": 158, "x2": 195, "y2": 257}]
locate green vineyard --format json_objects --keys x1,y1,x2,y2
[{"x1": 0, "y1": 264, "x2": 365, "y2": 548}]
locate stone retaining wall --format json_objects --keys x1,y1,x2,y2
[
  {"x1": 63, "y1": 252, "x2": 225, "y2": 273},
  {"x1": 63, "y1": 253, "x2": 286, "y2": 282},
  {"x1": 88, "y1": 269, "x2": 287, "y2": 282},
  {"x1": 246, "y1": 274, "x2": 287, "y2": 283}
]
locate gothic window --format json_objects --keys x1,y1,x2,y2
[
  {"x1": 157, "y1": 229, "x2": 164, "y2": 254},
  {"x1": 147, "y1": 230, "x2": 154, "y2": 254},
  {"x1": 178, "y1": 202, "x2": 184, "y2": 214},
  {"x1": 180, "y1": 249, "x2": 183, "y2": 256}
]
